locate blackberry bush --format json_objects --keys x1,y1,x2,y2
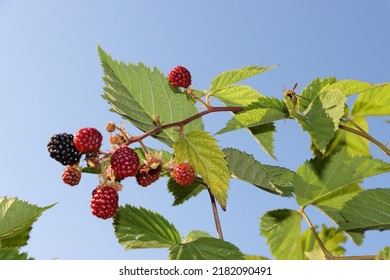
[{"x1": 45, "y1": 48, "x2": 390, "y2": 261}]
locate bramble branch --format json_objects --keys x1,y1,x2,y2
[{"x1": 126, "y1": 106, "x2": 244, "y2": 145}]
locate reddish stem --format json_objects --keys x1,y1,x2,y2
[{"x1": 126, "y1": 106, "x2": 243, "y2": 144}]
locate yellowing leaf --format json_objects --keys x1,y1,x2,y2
[
  {"x1": 320, "y1": 117, "x2": 369, "y2": 156},
  {"x1": 173, "y1": 131, "x2": 230, "y2": 209},
  {"x1": 352, "y1": 83, "x2": 390, "y2": 117},
  {"x1": 213, "y1": 84, "x2": 263, "y2": 107},
  {"x1": 324, "y1": 80, "x2": 381, "y2": 96}
]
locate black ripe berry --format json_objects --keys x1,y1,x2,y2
[{"x1": 47, "y1": 133, "x2": 81, "y2": 166}]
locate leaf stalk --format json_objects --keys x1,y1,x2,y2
[{"x1": 339, "y1": 124, "x2": 390, "y2": 156}]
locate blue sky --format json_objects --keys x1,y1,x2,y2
[{"x1": 0, "y1": 0, "x2": 389, "y2": 260}]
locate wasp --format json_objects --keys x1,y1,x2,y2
[{"x1": 283, "y1": 83, "x2": 310, "y2": 110}]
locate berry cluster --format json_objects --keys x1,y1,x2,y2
[
  {"x1": 48, "y1": 131, "x2": 195, "y2": 219},
  {"x1": 47, "y1": 66, "x2": 197, "y2": 219},
  {"x1": 47, "y1": 127, "x2": 102, "y2": 186}
]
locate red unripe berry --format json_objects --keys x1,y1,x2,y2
[
  {"x1": 73, "y1": 127, "x2": 103, "y2": 153},
  {"x1": 110, "y1": 146, "x2": 140, "y2": 179},
  {"x1": 90, "y1": 185, "x2": 119, "y2": 219},
  {"x1": 173, "y1": 162, "x2": 195, "y2": 186},
  {"x1": 62, "y1": 166, "x2": 81, "y2": 186},
  {"x1": 136, "y1": 164, "x2": 161, "y2": 187},
  {"x1": 168, "y1": 66, "x2": 192, "y2": 88}
]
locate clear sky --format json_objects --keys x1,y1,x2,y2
[{"x1": 0, "y1": 0, "x2": 389, "y2": 260}]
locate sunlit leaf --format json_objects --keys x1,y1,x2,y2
[
  {"x1": 182, "y1": 230, "x2": 213, "y2": 242},
  {"x1": 210, "y1": 65, "x2": 276, "y2": 91},
  {"x1": 243, "y1": 254, "x2": 270, "y2": 260},
  {"x1": 297, "y1": 77, "x2": 337, "y2": 113},
  {"x1": 213, "y1": 84, "x2": 263, "y2": 107},
  {"x1": 352, "y1": 84, "x2": 390, "y2": 117},
  {"x1": 317, "y1": 117, "x2": 370, "y2": 156},
  {"x1": 324, "y1": 79, "x2": 381, "y2": 96},
  {"x1": 173, "y1": 131, "x2": 230, "y2": 209}
]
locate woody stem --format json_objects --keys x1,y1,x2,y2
[{"x1": 126, "y1": 106, "x2": 243, "y2": 145}]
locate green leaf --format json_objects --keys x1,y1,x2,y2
[
  {"x1": 113, "y1": 204, "x2": 182, "y2": 250},
  {"x1": 324, "y1": 80, "x2": 381, "y2": 96},
  {"x1": 351, "y1": 84, "x2": 390, "y2": 117},
  {"x1": 318, "y1": 117, "x2": 370, "y2": 156},
  {"x1": 98, "y1": 46, "x2": 203, "y2": 147},
  {"x1": 313, "y1": 183, "x2": 364, "y2": 245},
  {"x1": 173, "y1": 131, "x2": 230, "y2": 210},
  {"x1": 248, "y1": 123, "x2": 277, "y2": 160},
  {"x1": 167, "y1": 178, "x2": 206, "y2": 206},
  {"x1": 212, "y1": 84, "x2": 277, "y2": 159},
  {"x1": 290, "y1": 87, "x2": 346, "y2": 154},
  {"x1": 0, "y1": 197, "x2": 55, "y2": 247},
  {"x1": 295, "y1": 152, "x2": 390, "y2": 207},
  {"x1": 301, "y1": 225, "x2": 346, "y2": 260},
  {"x1": 260, "y1": 209, "x2": 303, "y2": 260},
  {"x1": 260, "y1": 210, "x2": 348, "y2": 260},
  {"x1": 243, "y1": 254, "x2": 269, "y2": 260},
  {"x1": 0, "y1": 247, "x2": 34, "y2": 260},
  {"x1": 217, "y1": 97, "x2": 289, "y2": 134},
  {"x1": 338, "y1": 189, "x2": 390, "y2": 232},
  {"x1": 183, "y1": 230, "x2": 213, "y2": 242},
  {"x1": 213, "y1": 85, "x2": 264, "y2": 107},
  {"x1": 81, "y1": 167, "x2": 101, "y2": 174},
  {"x1": 169, "y1": 235, "x2": 243, "y2": 260},
  {"x1": 377, "y1": 246, "x2": 390, "y2": 260},
  {"x1": 297, "y1": 77, "x2": 337, "y2": 113},
  {"x1": 223, "y1": 148, "x2": 294, "y2": 197},
  {"x1": 210, "y1": 65, "x2": 276, "y2": 92}
]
